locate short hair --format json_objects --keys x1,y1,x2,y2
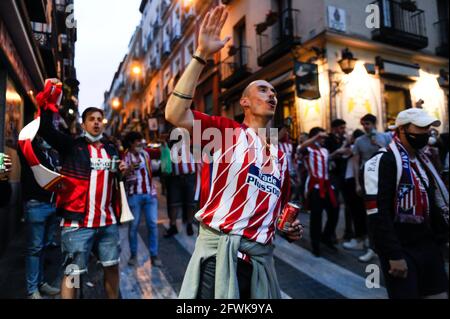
[
  {"x1": 352, "y1": 129, "x2": 364, "y2": 139},
  {"x1": 309, "y1": 127, "x2": 325, "y2": 138},
  {"x1": 331, "y1": 119, "x2": 346, "y2": 128},
  {"x1": 360, "y1": 114, "x2": 377, "y2": 124},
  {"x1": 123, "y1": 131, "x2": 143, "y2": 150},
  {"x1": 81, "y1": 107, "x2": 104, "y2": 123}
]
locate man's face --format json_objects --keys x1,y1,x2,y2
[
  {"x1": 240, "y1": 80, "x2": 278, "y2": 119},
  {"x1": 361, "y1": 121, "x2": 375, "y2": 134},
  {"x1": 82, "y1": 111, "x2": 104, "y2": 137},
  {"x1": 334, "y1": 125, "x2": 346, "y2": 137},
  {"x1": 401, "y1": 124, "x2": 430, "y2": 136}
]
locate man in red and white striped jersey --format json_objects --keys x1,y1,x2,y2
[
  {"x1": 37, "y1": 98, "x2": 127, "y2": 299},
  {"x1": 164, "y1": 129, "x2": 198, "y2": 237},
  {"x1": 165, "y1": 5, "x2": 303, "y2": 299},
  {"x1": 122, "y1": 132, "x2": 161, "y2": 267},
  {"x1": 299, "y1": 127, "x2": 340, "y2": 257}
]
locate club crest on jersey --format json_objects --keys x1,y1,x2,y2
[
  {"x1": 246, "y1": 164, "x2": 281, "y2": 196},
  {"x1": 90, "y1": 158, "x2": 111, "y2": 171}
]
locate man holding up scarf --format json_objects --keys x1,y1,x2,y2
[{"x1": 364, "y1": 108, "x2": 449, "y2": 299}]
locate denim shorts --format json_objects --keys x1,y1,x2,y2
[{"x1": 61, "y1": 224, "x2": 120, "y2": 275}]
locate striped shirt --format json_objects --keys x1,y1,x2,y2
[
  {"x1": 193, "y1": 111, "x2": 290, "y2": 245},
  {"x1": 62, "y1": 144, "x2": 117, "y2": 228},
  {"x1": 171, "y1": 138, "x2": 196, "y2": 175},
  {"x1": 304, "y1": 145, "x2": 329, "y2": 188},
  {"x1": 279, "y1": 141, "x2": 294, "y2": 174},
  {"x1": 123, "y1": 150, "x2": 152, "y2": 196}
]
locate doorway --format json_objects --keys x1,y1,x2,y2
[{"x1": 384, "y1": 85, "x2": 412, "y2": 128}]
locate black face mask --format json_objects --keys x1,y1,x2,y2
[{"x1": 405, "y1": 132, "x2": 430, "y2": 150}]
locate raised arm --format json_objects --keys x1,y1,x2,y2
[
  {"x1": 298, "y1": 132, "x2": 327, "y2": 153},
  {"x1": 165, "y1": 5, "x2": 230, "y2": 132}
]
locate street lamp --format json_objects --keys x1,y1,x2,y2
[
  {"x1": 132, "y1": 65, "x2": 142, "y2": 76},
  {"x1": 338, "y1": 48, "x2": 357, "y2": 74},
  {"x1": 112, "y1": 98, "x2": 121, "y2": 111}
]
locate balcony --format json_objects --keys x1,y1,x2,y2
[
  {"x1": 434, "y1": 19, "x2": 448, "y2": 57},
  {"x1": 256, "y1": 8, "x2": 301, "y2": 67},
  {"x1": 161, "y1": 0, "x2": 171, "y2": 18},
  {"x1": 58, "y1": 34, "x2": 70, "y2": 57},
  {"x1": 181, "y1": 8, "x2": 196, "y2": 30},
  {"x1": 24, "y1": 0, "x2": 47, "y2": 23},
  {"x1": 171, "y1": 24, "x2": 182, "y2": 49},
  {"x1": 371, "y1": 0, "x2": 428, "y2": 50},
  {"x1": 161, "y1": 41, "x2": 171, "y2": 62},
  {"x1": 33, "y1": 30, "x2": 52, "y2": 51},
  {"x1": 220, "y1": 46, "x2": 252, "y2": 88},
  {"x1": 33, "y1": 30, "x2": 57, "y2": 77}
]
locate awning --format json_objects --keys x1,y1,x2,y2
[{"x1": 376, "y1": 57, "x2": 420, "y2": 80}]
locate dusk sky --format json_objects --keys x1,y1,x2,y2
[{"x1": 75, "y1": 0, "x2": 142, "y2": 114}]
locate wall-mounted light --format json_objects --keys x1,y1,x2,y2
[
  {"x1": 112, "y1": 98, "x2": 122, "y2": 111},
  {"x1": 338, "y1": 48, "x2": 357, "y2": 74}
]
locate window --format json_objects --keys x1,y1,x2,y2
[
  {"x1": 184, "y1": 37, "x2": 195, "y2": 67},
  {"x1": 384, "y1": 85, "x2": 412, "y2": 127},
  {"x1": 204, "y1": 92, "x2": 214, "y2": 115}
]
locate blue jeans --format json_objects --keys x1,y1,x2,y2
[
  {"x1": 128, "y1": 194, "x2": 158, "y2": 257},
  {"x1": 61, "y1": 224, "x2": 120, "y2": 275},
  {"x1": 25, "y1": 201, "x2": 57, "y2": 295}
]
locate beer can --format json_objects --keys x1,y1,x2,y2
[
  {"x1": 277, "y1": 202, "x2": 301, "y2": 232},
  {"x1": 0, "y1": 153, "x2": 5, "y2": 173},
  {"x1": 110, "y1": 155, "x2": 119, "y2": 173}
]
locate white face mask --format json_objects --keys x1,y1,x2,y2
[
  {"x1": 135, "y1": 146, "x2": 143, "y2": 153},
  {"x1": 85, "y1": 131, "x2": 103, "y2": 143},
  {"x1": 428, "y1": 136, "x2": 437, "y2": 146}
]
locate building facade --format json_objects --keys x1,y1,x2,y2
[
  {"x1": 106, "y1": 0, "x2": 448, "y2": 142},
  {"x1": 0, "y1": 0, "x2": 78, "y2": 255},
  {"x1": 220, "y1": 0, "x2": 448, "y2": 139},
  {"x1": 105, "y1": 0, "x2": 222, "y2": 140}
]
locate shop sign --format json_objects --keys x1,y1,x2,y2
[{"x1": 295, "y1": 61, "x2": 321, "y2": 100}]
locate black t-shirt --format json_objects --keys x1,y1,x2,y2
[
  {"x1": 18, "y1": 142, "x2": 59, "y2": 203},
  {"x1": 324, "y1": 134, "x2": 347, "y2": 178}
]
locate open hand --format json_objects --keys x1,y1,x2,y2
[{"x1": 196, "y1": 5, "x2": 230, "y2": 59}]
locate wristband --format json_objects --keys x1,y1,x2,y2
[
  {"x1": 192, "y1": 54, "x2": 207, "y2": 65},
  {"x1": 173, "y1": 91, "x2": 193, "y2": 100}
]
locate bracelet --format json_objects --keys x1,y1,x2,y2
[
  {"x1": 173, "y1": 91, "x2": 193, "y2": 100},
  {"x1": 192, "y1": 54, "x2": 207, "y2": 65}
]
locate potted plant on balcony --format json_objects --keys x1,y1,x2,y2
[
  {"x1": 228, "y1": 45, "x2": 238, "y2": 56},
  {"x1": 265, "y1": 10, "x2": 279, "y2": 26},
  {"x1": 256, "y1": 22, "x2": 268, "y2": 35},
  {"x1": 400, "y1": 0, "x2": 417, "y2": 12}
]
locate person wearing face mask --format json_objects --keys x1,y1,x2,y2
[
  {"x1": 363, "y1": 108, "x2": 449, "y2": 299},
  {"x1": 18, "y1": 136, "x2": 61, "y2": 299},
  {"x1": 122, "y1": 132, "x2": 161, "y2": 267},
  {"x1": 299, "y1": 127, "x2": 342, "y2": 257},
  {"x1": 36, "y1": 79, "x2": 128, "y2": 299}
]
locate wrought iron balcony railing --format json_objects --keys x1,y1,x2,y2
[
  {"x1": 220, "y1": 46, "x2": 252, "y2": 88},
  {"x1": 256, "y1": 8, "x2": 301, "y2": 67},
  {"x1": 371, "y1": 0, "x2": 428, "y2": 50}
]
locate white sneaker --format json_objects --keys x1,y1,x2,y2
[
  {"x1": 342, "y1": 239, "x2": 365, "y2": 251},
  {"x1": 358, "y1": 249, "x2": 376, "y2": 263},
  {"x1": 39, "y1": 282, "x2": 60, "y2": 296},
  {"x1": 28, "y1": 291, "x2": 43, "y2": 299}
]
